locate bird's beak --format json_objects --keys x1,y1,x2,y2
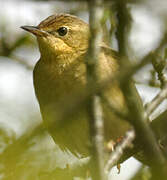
[{"x1": 20, "y1": 26, "x2": 49, "y2": 37}]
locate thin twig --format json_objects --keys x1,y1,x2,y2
[
  {"x1": 145, "y1": 84, "x2": 167, "y2": 118},
  {"x1": 145, "y1": 49, "x2": 167, "y2": 119},
  {"x1": 104, "y1": 129, "x2": 135, "y2": 173},
  {"x1": 151, "y1": 53, "x2": 167, "y2": 88}
]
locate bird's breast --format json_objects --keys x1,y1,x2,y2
[{"x1": 34, "y1": 58, "x2": 86, "y2": 105}]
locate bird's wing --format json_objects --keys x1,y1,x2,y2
[
  {"x1": 100, "y1": 45, "x2": 119, "y2": 60},
  {"x1": 100, "y1": 45, "x2": 144, "y2": 116}
]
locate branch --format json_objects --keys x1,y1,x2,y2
[
  {"x1": 115, "y1": 1, "x2": 167, "y2": 178},
  {"x1": 86, "y1": 0, "x2": 106, "y2": 179}
]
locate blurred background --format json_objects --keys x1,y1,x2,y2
[{"x1": 0, "y1": 0, "x2": 167, "y2": 179}]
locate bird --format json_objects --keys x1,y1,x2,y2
[{"x1": 21, "y1": 13, "x2": 130, "y2": 158}]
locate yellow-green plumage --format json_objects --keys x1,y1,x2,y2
[{"x1": 26, "y1": 14, "x2": 130, "y2": 157}]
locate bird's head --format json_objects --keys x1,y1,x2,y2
[{"x1": 21, "y1": 14, "x2": 89, "y2": 59}]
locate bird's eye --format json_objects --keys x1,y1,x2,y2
[{"x1": 57, "y1": 27, "x2": 68, "y2": 36}]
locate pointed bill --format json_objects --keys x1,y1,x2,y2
[{"x1": 20, "y1": 26, "x2": 49, "y2": 37}]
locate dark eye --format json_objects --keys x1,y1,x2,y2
[{"x1": 57, "y1": 27, "x2": 68, "y2": 36}]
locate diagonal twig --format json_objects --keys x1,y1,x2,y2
[
  {"x1": 145, "y1": 84, "x2": 167, "y2": 118},
  {"x1": 104, "y1": 129, "x2": 135, "y2": 173}
]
